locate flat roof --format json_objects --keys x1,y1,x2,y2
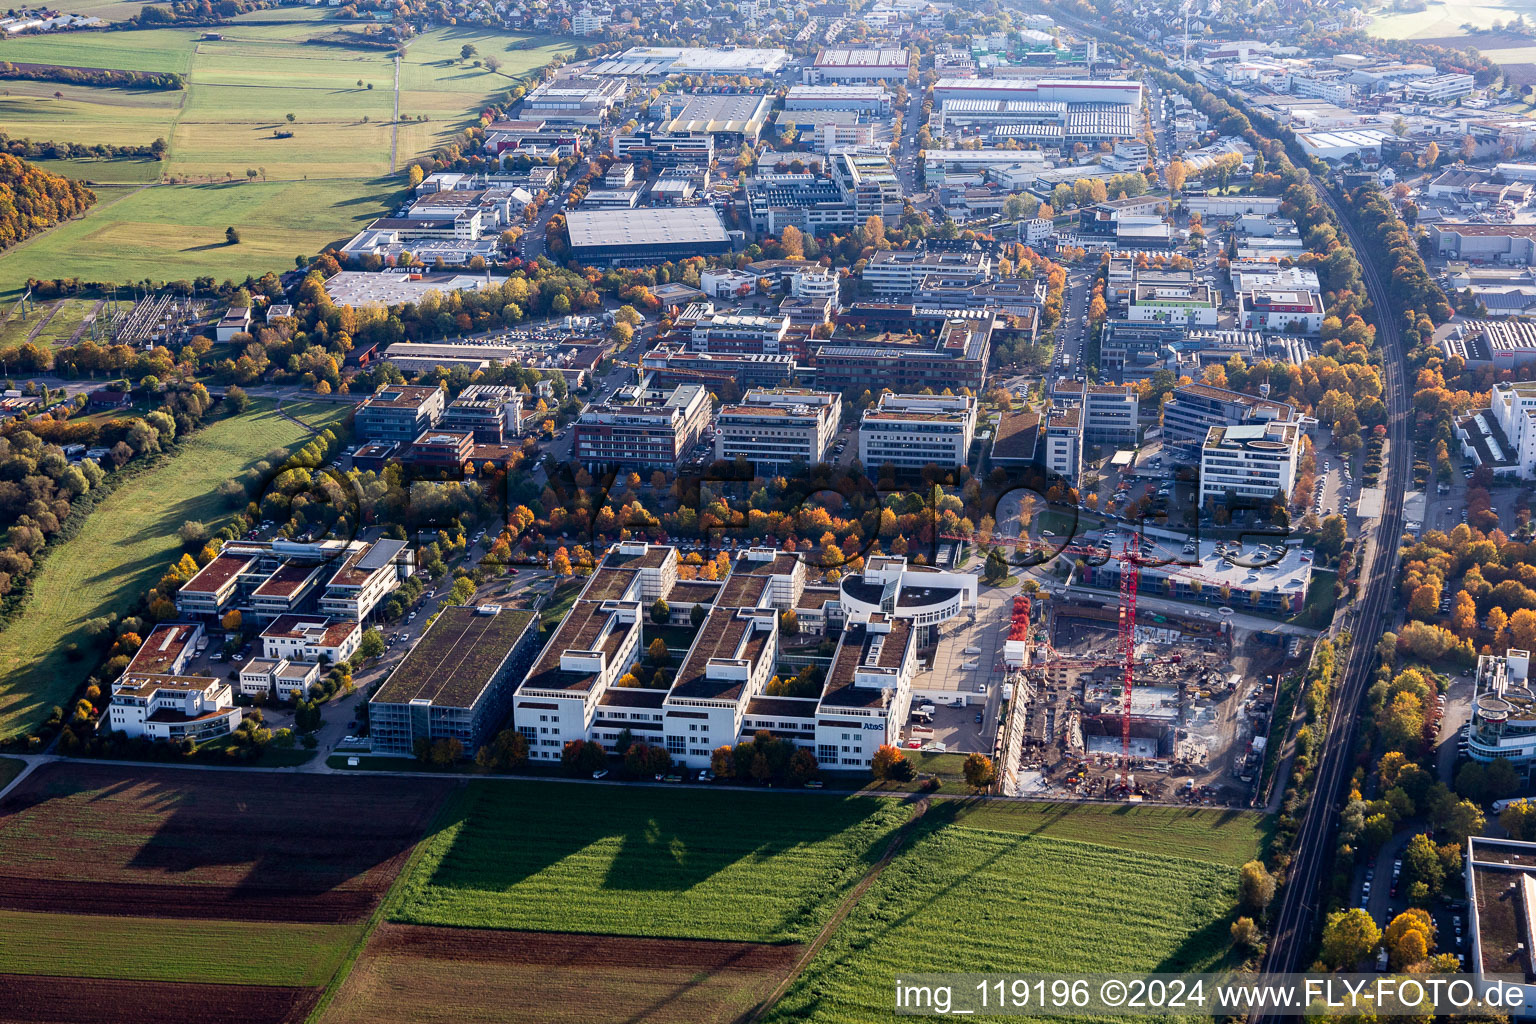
[
  {"x1": 126, "y1": 624, "x2": 199, "y2": 675},
  {"x1": 820, "y1": 619, "x2": 912, "y2": 709},
  {"x1": 374, "y1": 605, "x2": 534, "y2": 707},
  {"x1": 180, "y1": 553, "x2": 253, "y2": 594},
  {"x1": 521, "y1": 600, "x2": 634, "y2": 694},
  {"x1": 566, "y1": 207, "x2": 729, "y2": 250},
  {"x1": 668, "y1": 606, "x2": 772, "y2": 702}
]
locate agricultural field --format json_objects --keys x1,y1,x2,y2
[
  {"x1": 0, "y1": 399, "x2": 349, "y2": 739},
  {"x1": 0, "y1": 909, "x2": 357, "y2": 986},
  {"x1": 951, "y1": 800, "x2": 1272, "y2": 866},
  {"x1": 392, "y1": 780, "x2": 907, "y2": 943},
  {"x1": 321, "y1": 924, "x2": 801, "y2": 1024},
  {"x1": 0, "y1": 18, "x2": 572, "y2": 291},
  {"x1": 1370, "y1": 0, "x2": 1536, "y2": 39},
  {"x1": 762, "y1": 818, "x2": 1247, "y2": 1024},
  {"x1": 0, "y1": 762, "x2": 452, "y2": 920},
  {"x1": 0, "y1": 974, "x2": 323, "y2": 1024},
  {"x1": 0, "y1": 763, "x2": 454, "y2": 1024}
]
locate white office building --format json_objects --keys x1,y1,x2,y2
[
  {"x1": 715, "y1": 388, "x2": 842, "y2": 471},
  {"x1": 1466, "y1": 648, "x2": 1536, "y2": 777},
  {"x1": 859, "y1": 392, "x2": 977, "y2": 469},
  {"x1": 1199, "y1": 421, "x2": 1301, "y2": 504}
]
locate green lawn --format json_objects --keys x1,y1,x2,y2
[
  {"x1": 391, "y1": 781, "x2": 908, "y2": 943},
  {"x1": 0, "y1": 179, "x2": 393, "y2": 296},
  {"x1": 951, "y1": 800, "x2": 1271, "y2": 867},
  {"x1": 0, "y1": 22, "x2": 571, "y2": 293},
  {"x1": 763, "y1": 818, "x2": 1244, "y2": 1023},
  {"x1": 0, "y1": 756, "x2": 24, "y2": 792},
  {"x1": 0, "y1": 400, "x2": 350, "y2": 739},
  {"x1": 0, "y1": 909, "x2": 359, "y2": 986}
]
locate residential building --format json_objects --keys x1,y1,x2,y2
[
  {"x1": 1161, "y1": 382, "x2": 1296, "y2": 447},
  {"x1": 715, "y1": 388, "x2": 842, "y2": 471},
  {"x1": 260, "y1": 614, "x2": 362, "y2": 665},
  {"x1": 1050, "y1": 381, "x2": 1139, "y2": 445},
  {"x1": 442, "y1": 384, "x2": 523, "y2": 442},
  {"x1": 859, "y1": 392, "x2": 977, "y2": 469},
  {"x1": 357, "y1": 385, "x2": 446, "y2": 443},
  {"x1": 1199, "y1": 420, "x2": 1301, "y2": 504},
  {"x1": 368, "y1": 605, "x2": 540, "y2": 756},
  {"x1": 107, "y1": 673, "x2": 241, "y2": 742},
  {"x1": 573, "y1": 379, "x2": 712, "y2": 470}
]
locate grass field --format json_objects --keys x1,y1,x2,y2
[
  {"x1": 950, "y1": 800, "x2": 1272, "y2": 866},
  {"x1": 0, "y1": 909, "x2": 358, "y2": 986},
  {"x1": 1370, "y1": 0, "x2": 1536, "y2": 38},
  {"x1": 30, "y1": 298, "x2": 100, "y2": 347},
  {"x1": 763, "y1": 818, "x2": 1245, "y2": 1023},
  {"x1": 0, "y1": 757, "x2": 22, "y2": 793},
  {"x1": 0, "y1": 18, "x2": 572, "y2": 293},
  {"x1": 0, "y1": 400, "x2": 349, "y2": 739},
  {"x1": 0, "y1": 179, "x2": 392, "y2": 296},
  {"x1": 392, "y1": 781, "x2": 907, "y2": 943}
]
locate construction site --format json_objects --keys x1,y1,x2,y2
[{"x1": 998, "y1": 559, "x2": 1300, "y2": 808}]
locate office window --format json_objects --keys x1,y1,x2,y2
[{"x1": 667, "y1": 735, "x2": 687, "y2": 755}]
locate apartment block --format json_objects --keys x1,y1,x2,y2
[
  {"x1": 859, "y1": 392, "x2": 977, "y2": 470},
  {"x1": 716, "y1": 388, "x2": 842, "y2": 471},
  {"x1": 1199, "y1": 420, "x2": 1301, "y2": 504}
]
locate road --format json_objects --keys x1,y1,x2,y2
[
  {"x1": 1254, "y1": 182, "x2": 1412, "y2": 997},
  {"x1": 519, "y1": 157, "x2": 590, "y2": 263}
]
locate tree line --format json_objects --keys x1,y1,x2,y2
[
  {"x1": 0, "y1": 153, "x2": 95, "y2": 253},
  {"x1": 0, "y1": 62, "x2": 183, "y2": 90}
]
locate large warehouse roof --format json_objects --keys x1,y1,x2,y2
[
  {"x1": 566, "y1": 207, "x2": 730, "y2": 250},
  {"x1": 663, "y1": 93, "x2": 774, "y2": 135}
]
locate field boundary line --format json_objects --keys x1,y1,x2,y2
[
  {"x1": 22, "y1": 302, "x2": 61, "y2": 345},
  {"x1": 738, "y1": 794, "x2": 930, "y2": 1024},
  {"x1": 0, "y1": 758, "x2": 41, "y2": 801},
  {"x1": 389, "y1": 53, "x2": 399, "y2": 173},
  {"x1": 303, "y1": 779, "x2": 468, "y2": 1024}
]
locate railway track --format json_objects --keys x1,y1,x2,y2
[{"x1": 1253, "y1": 182, "x2": 1412, "y2": 997}]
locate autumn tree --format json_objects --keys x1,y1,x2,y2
[
  {"x1": 1320, "y1": 908, "x2": 1382, "y2": 969},
  {"x1": 780, "y1": 223, "x2": 805, "y2": 260},
  {"x1": 1383, "y1": 908, "x2": 1435, "y2": 969},
  {"x1": 870, "y1": 743, "x2": 911, "y2": 781},
  {"x1": 1239, "y1": 860, "x2": 1276, "y2": 913},
  {"x1": 1166, "y1": 159, "x2": 1187, "y2": 193},
  {"x1": 962, "y1": 752, "x2": 995, "y2": 790},
  {"x1": 647, "y1": 637, "x2": 670, "y2": 665}
]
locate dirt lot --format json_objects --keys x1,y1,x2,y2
[
  {"x1": 0, "y1": 974, "x2": 321, "y2": 1024},
  {"x1": 0, "y1": 763, "x2": 452, "y2": 922},
  {"x1": 321, "y1": 924, "x2": 804, "y2": 1024}
]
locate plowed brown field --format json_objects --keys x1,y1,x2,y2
[
  {"x1": 321, "y1": 924, "x2": 804, "y2": 1024},
  {"x1": 0, "y1": 974, "x2": 321, "y2": 1024},
  {"x1": 0, "y1": 763, "x2": 451, "y2": 923}
]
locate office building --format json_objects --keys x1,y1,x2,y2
[
  {"x1": 863, "y1": 247, "x2": 992, "y2": 295},
  {"x1": 784, "y1": 84, "x2": 892, "y2": 114},
  {"x1": 816, "y1": 305, "x2": 995, "y2": 393},
  {"x1": 1043, "y1": 406, "x2": 1082, "y2": 483},
  {"x1": 859, "y1": 392, "x2": 977, "y2": 470},
  {"x1": 1239, "y1": 288, "x2": 1326, "y2": 334},
  {"x1": 441, "y1": 384, "x2": 524, "y2": 442},
  {"x1": 1161, "y1": 382, "x2": 1296, "y2": 447},
  {"x1": 107, "y1": 672, "x2": 242, "y2": 742},
  {"x1": 565, "y1": 207, "x2": 732, "y2": 265},
  {"x1": 368, "y1": 605, "x2": 540, "y2": 756},
  {"x1": 690, "y1": 312, "x2": 792, "y2": 355},
  {"x1": 177, "y1": 538, "x2": 411, "y2": 624},
  {"x1": 1404, "y1": 73, "x2": 1475, "y2": 103},
  {"x1": 610, "y1": 130, "x2": 715, "y2": 169},
  {"x1": 573, "y1": 380, "x2": 712, "y2": 470},
  {"x1": 259, "y1": 614, "x2": 361, "y2": 665},
  {"x1": 356, "y1": 385, "x2": 446, "y2": 442},
  {"x1": 1050, "y1": 381, "x2": 1139, "y2": 445},
  {"x1": 1199, "y1": 420, "x2": 1301, "y2": 504},
  {"x1": 715, "y1": 388, "x2": 842, "y2": 471}
]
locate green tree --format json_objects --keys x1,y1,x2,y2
[
  {"x1": 225, "y1": 226, "x2": 241, "y2": 245},
  {"x1": 1320, "y1": 908, "x2": 1382, "y2": 969},
  {"x1": 650, "y1": 597, "x2": 670, "y2": 624},
  {"x1": 1402, "y1": 833, "x2": 1445, "y2": 898}
]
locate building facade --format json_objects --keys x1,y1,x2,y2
[
  {"x1": 716, "y1": 388, "x2": 842, "y2": 471},
  {"x1": 859, "y1": 392, "x2": 977, "y2": 469}
]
